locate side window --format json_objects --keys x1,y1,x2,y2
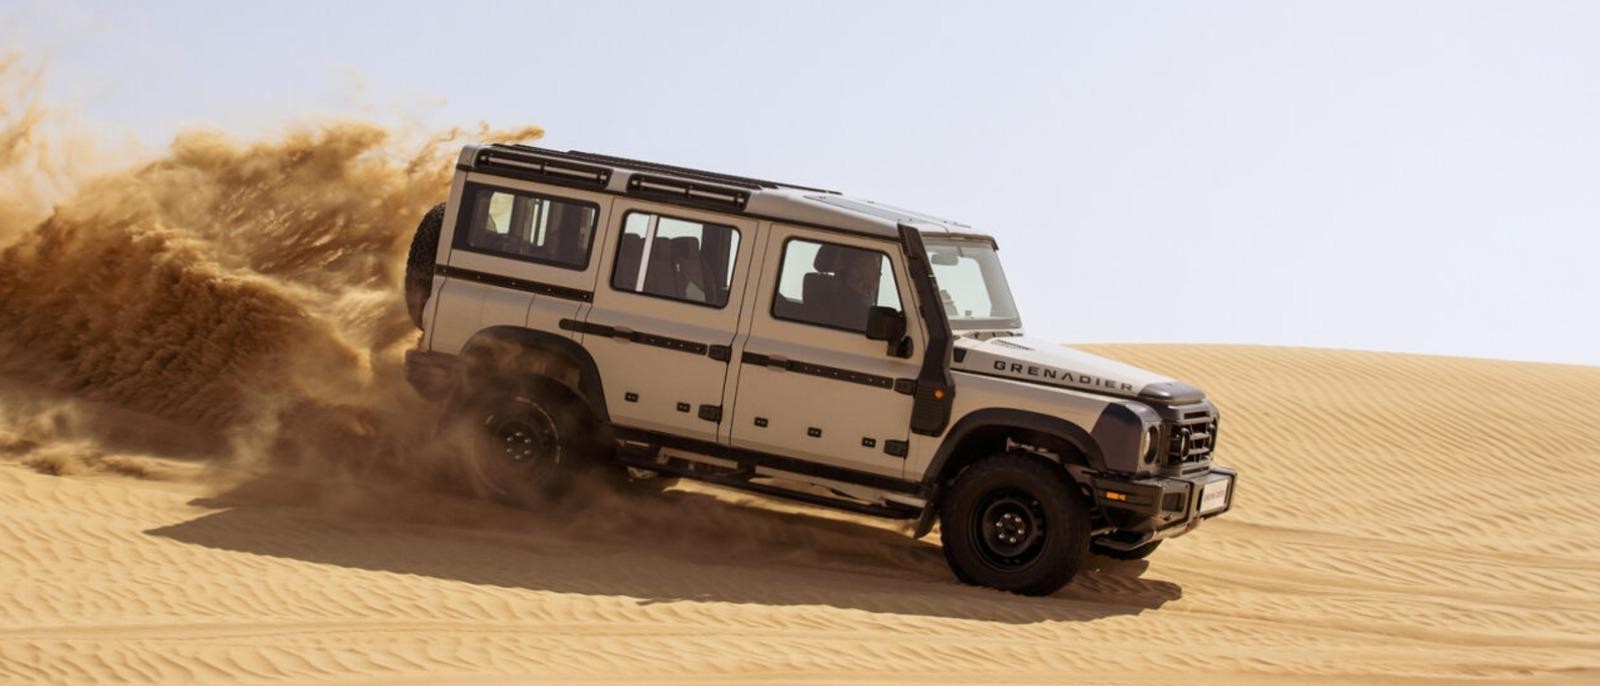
[
  {"x1": 771, "y1": 238, "x2": 902, "y2": 333},
  {"x1": 456, "y1": 185, "x2": 598, "y2": 269},
  {"x1": 610, "y1": 211, "x2": 741, "y2": 308}
]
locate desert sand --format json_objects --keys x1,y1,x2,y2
[{"x1": 3, "y1": 344, "x2": 1598, "y2": 684}]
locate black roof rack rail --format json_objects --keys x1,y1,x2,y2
[
  {"x1": 471, "y1": 147, "x2": 613, "y2": 190},
  {"x1": 626, "y1": 174, "x2": 750, "y2": 212},
  {"x1": 494, "y1": 144, "x2": 840, "y2": 195}
]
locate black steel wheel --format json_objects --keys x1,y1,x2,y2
[
  {"x1": 939, "y1": 453, "x2": 1090, "y2": 596},
  {"x1": 482, "y1": 396, "x2": 564, "y2": 475},
  {"x1": 972, "y1": 489, "x2": 1049, "y2": 572},
  {"x1": 453, "y1": 380, "x2": 598, "y2": 504}
]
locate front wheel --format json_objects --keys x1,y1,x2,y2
[{"x1": 939, "y1": 453, "x2": 1091, "y2": 596}]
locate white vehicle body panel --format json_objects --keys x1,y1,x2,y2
[
  {"x1": 425, "y1": 173, "x2": 615, "y2": 356},
  {"x1": 577, "y1": 199, "x2": 759, "y2": 442},
  {"x1": 728, "y1": 223, "x2": 924, "y2": 478}
]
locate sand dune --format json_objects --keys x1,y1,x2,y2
[{"x1": 3, "y1": 345, "x2": 1598, "y2": 684}]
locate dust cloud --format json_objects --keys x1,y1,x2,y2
[
  {"x1": 0, "y1": 55, "x2": 928, "y2": 570},
  {"x1": 0, "y1": 52, "x2": 543, "y2": 501}
]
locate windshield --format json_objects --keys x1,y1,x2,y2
[{"x1": 923, "y1": 237, "x2": 1022, "y2": 330}]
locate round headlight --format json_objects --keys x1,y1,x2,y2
[{"x1": 1141, "y1": 425, "x2": 1160, "y2": 464}]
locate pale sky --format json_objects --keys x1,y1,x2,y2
[{"x1": 8, "y1": 1, "x2": 1598, "y2": 366}]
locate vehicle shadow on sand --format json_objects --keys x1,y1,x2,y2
[{"x1": 146, "y1": 476, "x2": 1183, "y2": 625}]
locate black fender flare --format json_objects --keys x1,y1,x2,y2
[
  {"x1": 922, "y1": 408, "x2": 1105, "y2": 489},
  {"x1": 459, "y1": 325, "x2": 610, "y2": 422}
]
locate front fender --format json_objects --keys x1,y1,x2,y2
[{"x1": 918, "y1": 371, "x2": 1162, "y2": 483}]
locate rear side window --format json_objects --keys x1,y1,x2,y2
[
  {"x1": 610, "y1": 211, "x2": 741, "y2": 308},
  {"x1": 456, "y1": 185, "x2": 599, "y2": 270},
  {"x1": 771, "y1": 238, "x2": 902, "y2": 333}
]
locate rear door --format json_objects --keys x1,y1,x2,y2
[
  {"x1": 577, "y1": 201, "x2": 756, "y2": 442},
  {"x1": 729, "y1": 225, "x2": 925, "y2": 477}
]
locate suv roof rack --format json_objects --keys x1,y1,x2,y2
[{"x1": 494, "y1": 144, "x2": 841, "y2": 195}]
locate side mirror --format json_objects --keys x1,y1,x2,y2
[{"x1": 865, "y1": 306, "x2": 909, "y2": 357}]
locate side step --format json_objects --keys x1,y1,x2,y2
[{"x1": 613, "y1": 451, "x2": 921, "y2": 520}]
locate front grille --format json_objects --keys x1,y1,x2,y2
[{"x1": 1165, "y1": 412, "x2": 1218, "y2": 467}]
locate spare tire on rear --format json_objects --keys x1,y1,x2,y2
[{"x1": 404, "y1": 202, "x2": 447, "y2": 329}]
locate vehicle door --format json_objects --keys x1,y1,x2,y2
[
  {"x1": 577, "y1": 201, "x2": 755, "y2": 442},
  {"x1": 728, "y1": 225, "x2": 925, "y2": 477}
]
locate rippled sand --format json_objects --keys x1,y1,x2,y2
[{"x1": 3, "y1": 345, "x2": 1598, "y2": 684}]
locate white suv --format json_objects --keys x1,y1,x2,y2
[{"x1": 403, "y1": 145, "x2": 1236, "y2": 595}]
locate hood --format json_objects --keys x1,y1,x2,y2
[{"x1": 953, "y1": 335, "x2": 1206, "y2": 404}]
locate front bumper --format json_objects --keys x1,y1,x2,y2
[{"x1": 1088, "y1": 465, "x2": 1237, "y2": 549}]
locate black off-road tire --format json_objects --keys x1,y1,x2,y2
[
  {"x1": 939, "y1": 453, "x2": 1091, "y2": 596},
  {"x1": 404, "y1": 202, "x2": 447, "y2": 329},
  {"x1": 1093, "y1": 539, "x2": 1162, "y2": 561},
  {"x1": 452, "y1": 379, "x2": 599, "y2": 504}
]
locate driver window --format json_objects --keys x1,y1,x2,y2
[{"x1": 771, "y1": 238, "x2": 901, "y2": 333}]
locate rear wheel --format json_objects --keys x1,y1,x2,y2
[
  {"x1": 452, "y1": 380, "x2": 597, "y2": 503},
  {"x1": 939, "y1": 453, "x2": 1090, "y2": 596}
]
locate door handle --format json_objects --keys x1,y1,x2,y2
[
  {"x1": 766, "y1": 354, "x2": 788, "y2": 371},
  {"x1": 610, "y1": 325, "x2": 634, "y2": 341}
]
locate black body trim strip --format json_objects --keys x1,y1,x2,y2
[
  {"x1": 558, "y1": 319, "x2": 710, "y2": 356},
  {"x1": 437, "y1": 265, "x2": 593, "y2": 302},
  {"x1": 613, "y1": 427, "x2": 923, "y2": 496},
  {"x1": 740, "y1": 352, "x2": 895, "y2": 390}
]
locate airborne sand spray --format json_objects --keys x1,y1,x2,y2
[
  {"x1": 0, "y1": 53, "x2": 545, "y2": 498},
  {"x1": 0, "y1": 57, "x2": 937, "y2": 571}
]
